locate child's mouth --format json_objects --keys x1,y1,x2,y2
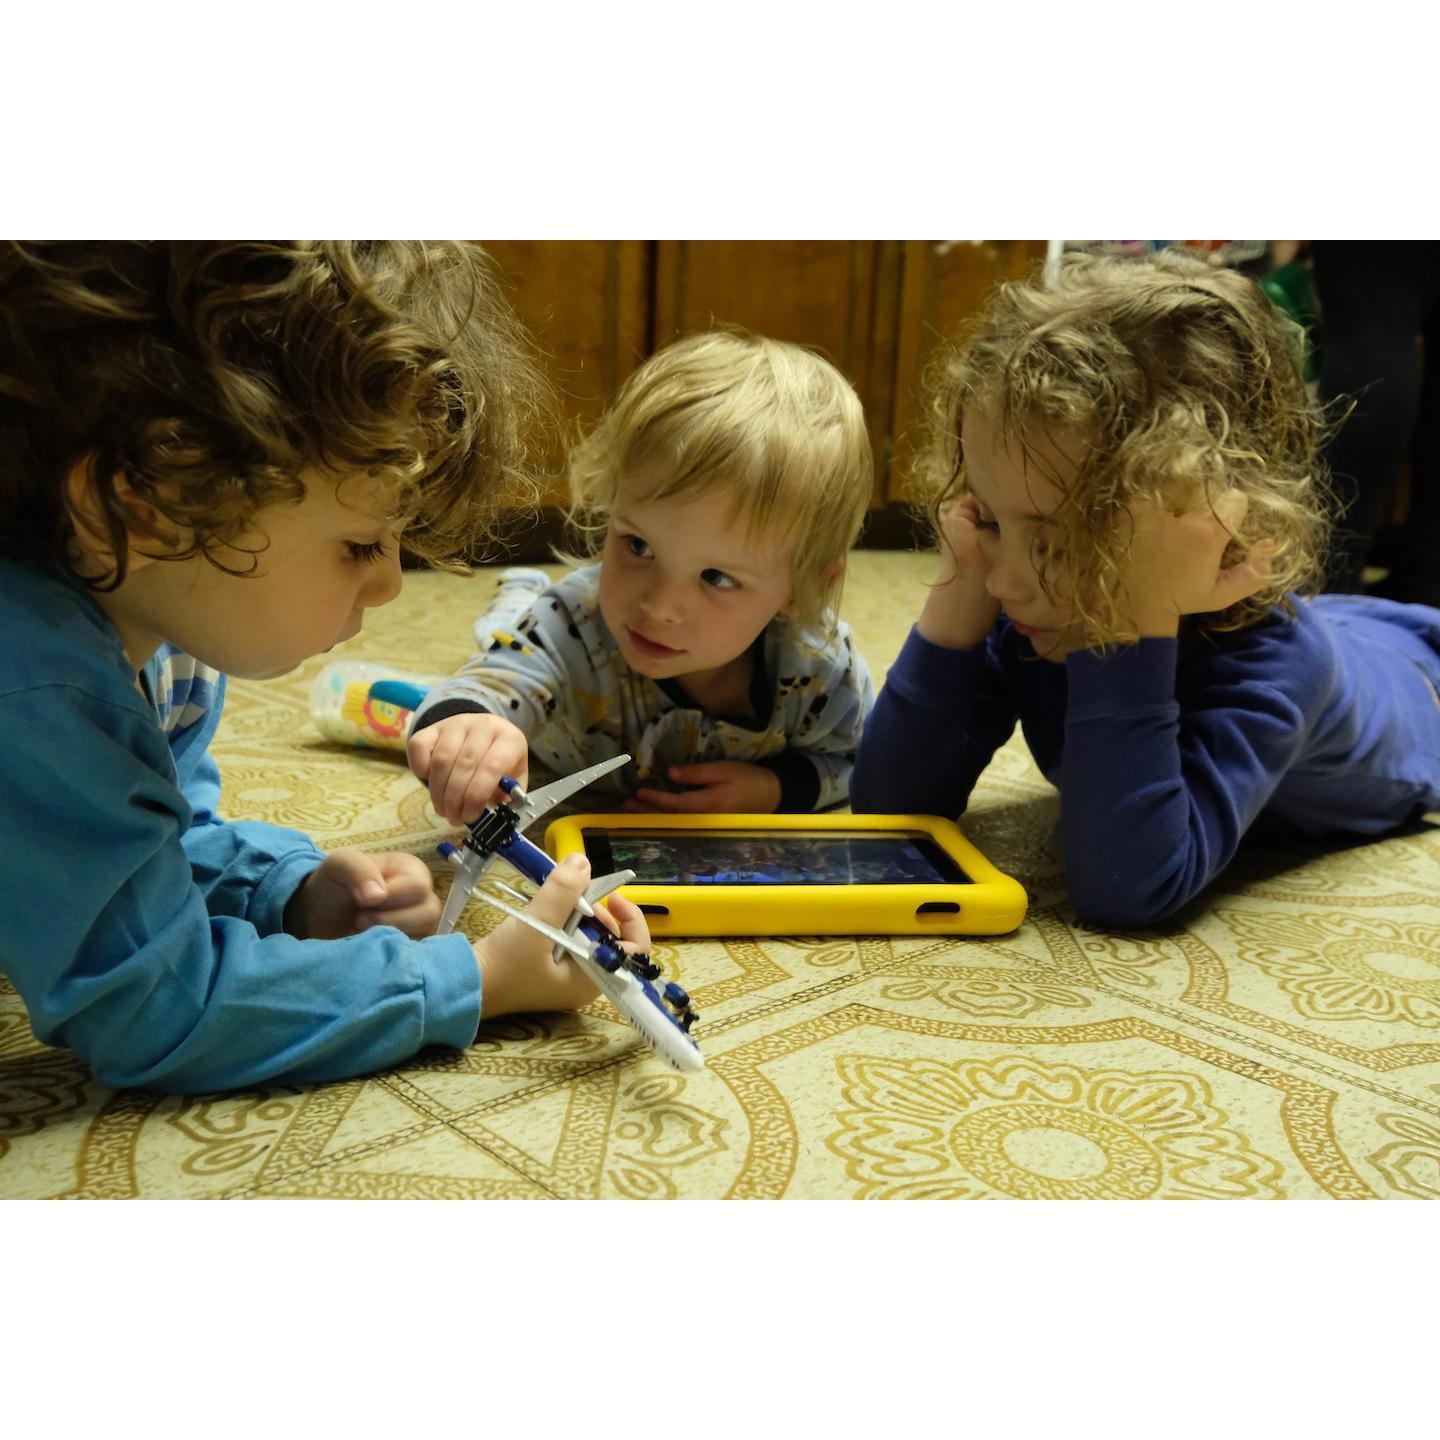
[
  {"x1": 327, "y1": 620, "x2": 365, "y2": 652},
  {"x1": 626, "y1": 626, "x2": 683, "y2": 659}
]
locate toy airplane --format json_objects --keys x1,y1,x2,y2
[{"x1": 434, "y1": 753, "x2": 703, "y2": 1073}]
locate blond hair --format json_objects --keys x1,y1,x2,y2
[
  {"x1": 564, "y1": 330, "x2": 873, "y2": 631},
  {"x1": 0, "y1": 241, "x2": 550, "y2": 588},
  {"x1": 918, "y1": 249, "x2": 1334, "y2": 644}
]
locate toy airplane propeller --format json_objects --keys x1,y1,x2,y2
[{"x1": 435, "y1": 753, "x2": 703, "y2": 1073}]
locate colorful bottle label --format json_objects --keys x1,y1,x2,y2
[{"x1": 309, "y1": 662, "x2": 443, "y2": 751}]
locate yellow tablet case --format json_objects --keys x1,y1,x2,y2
[{"x1": 544, "y1": 812, "x2": 1027, "y2": 937}]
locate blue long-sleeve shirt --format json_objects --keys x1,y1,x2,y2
[
  {"x1": 0, "y1": 558, "x2": 482, "y2": 1093},
  {"x1": 852, "y1": 595, "x2": 1440, "y2": 929}
]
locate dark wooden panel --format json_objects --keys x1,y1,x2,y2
[
  {"x1": 653, "y1": 241, "x2": 892, "y2": 505},
  {"x1": 479, "y1": 241, "x2": 651, "y2": 504},
  {"x1": 888, "y1": 240, "x2": 1047, "y2": 505}
]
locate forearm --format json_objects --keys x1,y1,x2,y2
[
  {"x1": 182, "y1": 815, "x2": 324, "y2": 933},
  {"x1": 852, "y1": 627, "x2": 1015, "y2": 816},
  {"x1": 7, "y1": 867, "x2": 480, "y2": 1093},
  {"x1": 1059, "y1": 641, "x2": 1261, "y2": 928}
]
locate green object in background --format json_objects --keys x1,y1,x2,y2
[{"x1": 1262, "y1": 260, "x2": 1322, "y2": 383}]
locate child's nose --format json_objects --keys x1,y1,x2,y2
[
  {"x1": 641, "y1": 575, "x2": 685, "y2": 624},
  {"x1": 363, "y1": 547, "x2": 404, "y2": 608},
  {"x1": 984, "y1": 545, "x2": 1031, "y2": 605}
]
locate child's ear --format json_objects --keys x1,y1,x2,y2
[
  {"x1": 779, "y1": 561, "x2": 846, "y2": 617},
  {"x1": 64, "y1": 456, "x2": 181, "y2": 574}
]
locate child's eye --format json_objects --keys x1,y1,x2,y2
[
  {"x1": 701, "y1": 568, "x2": 740, "y2": 591},
  {"x1": 345, "y1": 540, "x2": 389, "y2": 564},
  {"x1": 972, "y1": 517, "x2": 1000, "y2": 533},
  {"x1": 620, "y1": 533, "x2": 652, "y2": 559}
]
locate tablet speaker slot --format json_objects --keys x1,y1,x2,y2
[
  {"x1": 639, "y1": 904, "x2": 670, "y2": 917},
  {"x1": 915, "y1": 902, "x2": 961, "y2": 918}
]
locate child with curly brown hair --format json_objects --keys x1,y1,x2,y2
[
  {"x1": 0, "y1": 241, "x2": 647, "y2": 1093},
  {"x1": 406, "y1": 330, "x2": 877, "y2": 823},
  {"x1": 852, "y1": 250, "x2": 1440, "y2": 929}
]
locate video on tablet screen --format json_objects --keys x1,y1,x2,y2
[{"x1": 581, "y1": 830, "x2": 971, "y2": 886}]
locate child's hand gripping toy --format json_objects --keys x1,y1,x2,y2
[{"x1": 434, "y1": 753, "x2": 703, "y2": 1073}]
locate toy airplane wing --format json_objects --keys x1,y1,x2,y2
[
  {"x1": 509, "y1": 753, "x2": 632, "y2": 829},
  {"x1": 579, "y1": 868, "x2": 636, "y2": 911},
  {"x1": 436, "y1": 845, "x2": 488, "y2": 937},
  {"x1": 471, "y1": 885, "x2": 600, "y2": 965},
  {"x1": 482, "y1": 869, "x2": 636, "y2": 954}
]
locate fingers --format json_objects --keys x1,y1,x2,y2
[
  {"x1": 373, "y1": 853, "x2": 435, "y2": 909},
  {"x1": 437, "y1": 751, "x2": 503, "y2": 827},
  {"x1": 323, "y1": 847, "x2": 390, "y2": 908},
  {"x1": 357, "y1": 895, "x2": 442, "y2": 937},
  {"x1": 324, "y1": 851, "x2": 439, "y2": 937},
  {"x1": 628, "y1": 786, "x2": 715, "y2": 813},
  {"x1": 427, "y1": 734, "x2": 528, "y2": 826},
  {"x1": 659, "y1": 760, "x2": 731, "y2": 783},
  {"x1": 1210, "y1": 537, "x2": 1278, "y2": 611},
  {"x1": 523, "y1": 853, "x2": 592, "y2": 929},
  {"x1": 1211, "y1": 487, "x2": 1250, "y2": 536},
  {"x1": 1243, "y1": 536, "x2": 1277, "y2": 580},
  {"x1": 473, "y1": 854, "x2": 602, "y2": 1017},
  {"x1": 603, "y1": 890, "x2": 652, "y2": 950},
  {"x1": 406, "y1": 727, "x2": 437, "y2": 780},
  {"x1": 668, "y1": 763, "x2": 728, "y2": 784}
]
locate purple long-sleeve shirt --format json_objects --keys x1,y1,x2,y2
[{"x1": 852, "y1": 595, "x2": 1440, "y2": 929}]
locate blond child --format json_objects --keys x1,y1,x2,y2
[
  {"x1": 0, "y1": 241, "x2": 647, "y2": 1093},
  {"x1": 853, "y1": 250, "x2": 1440, "y2": 929},
  {"x1": 407, "y1": 330, "x2": 877, "y2": 823}
]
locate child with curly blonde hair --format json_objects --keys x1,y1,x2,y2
[
  {"x1": 407, "y1": 330, "x2": 877, "y2": 821},
  {"x1": 0, "y1": 241, "x2": 647, "y2": 1093},
  {"x1": 853, "y1": 250, "x2": 1440, "y2": 928}
]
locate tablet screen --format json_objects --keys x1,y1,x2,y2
[{"x1": 581, "y1": 829, "x2": 972, "y2": 886}]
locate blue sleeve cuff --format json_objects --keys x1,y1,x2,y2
[
  {"x1": 422, "y1": 932, "x2": 485, "y2": 1048},
  {"x1": 1065, "y1": 638, "x2": 1179, "y2": 720},
  {"x1": 248, "y1": 843, "x2": 325, "y2": 934}
]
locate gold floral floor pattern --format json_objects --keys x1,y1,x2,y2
[{"x1": 4, "y1": 552, "x2": 1440, "y2": 1199}]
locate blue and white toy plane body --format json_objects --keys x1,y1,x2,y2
[{"x1": 435, "y1": 753, "x2": 703, "y2": 1073}]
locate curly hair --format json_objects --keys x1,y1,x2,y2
[
  {"x1": 563, "y1": 329, "x2": 873, "y2": 633},
  {"x1": 0, "y1": 241, "x2": 551, "y2": 587},
  {"x1": 916, "y1": 249, "x2": 1336, "y2": 644}
]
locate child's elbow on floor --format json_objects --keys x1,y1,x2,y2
[
  {"x1": 78, "y1": 1034, "x2": 224, "y2": 1095},
  {"x1": 1071, "y1": 888, "x2": 1186, "y2": 933},
  {"x1": 85, "y1": 1049, "x2": 184, "y2": 1093}
]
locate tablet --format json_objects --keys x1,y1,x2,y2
[{"x1": 543, "y1": 812, "x2": 1027, "y2": 937}]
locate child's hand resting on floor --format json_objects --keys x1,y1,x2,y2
[
  {"x1": 286, "y1": 849, "x2": 445, "y2": 940},
  {"x1": 408, "y1": 712, "x2": 529, "y2": 826},
  {"x1": 472, "y1": 853, "x2": 651, "y2": 1017},
  {"x1": 626, "y1": 760, "x2": 782, "y2": 814}
]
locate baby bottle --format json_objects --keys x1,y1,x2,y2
[{"x1": 309, "y1": 661, "x2": 445, "y2": 751}]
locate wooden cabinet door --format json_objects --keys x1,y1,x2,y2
[
  {"x1": 888, "y1": 240, "x2": 1047, "y2": 506},
  {"x1": 652, "y1": 241, "x2": 898, "y2": 508},
  {"x1": 472, "y1": 240, "x2": 1048, "y2": 552},
  {"x1": 478, "y1": 241, "x2": 651, "y2": 505}
]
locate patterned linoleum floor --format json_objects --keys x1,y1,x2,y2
[{"x1": 3, "y1": 551, "x2": 1439, "y2": 1199}]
